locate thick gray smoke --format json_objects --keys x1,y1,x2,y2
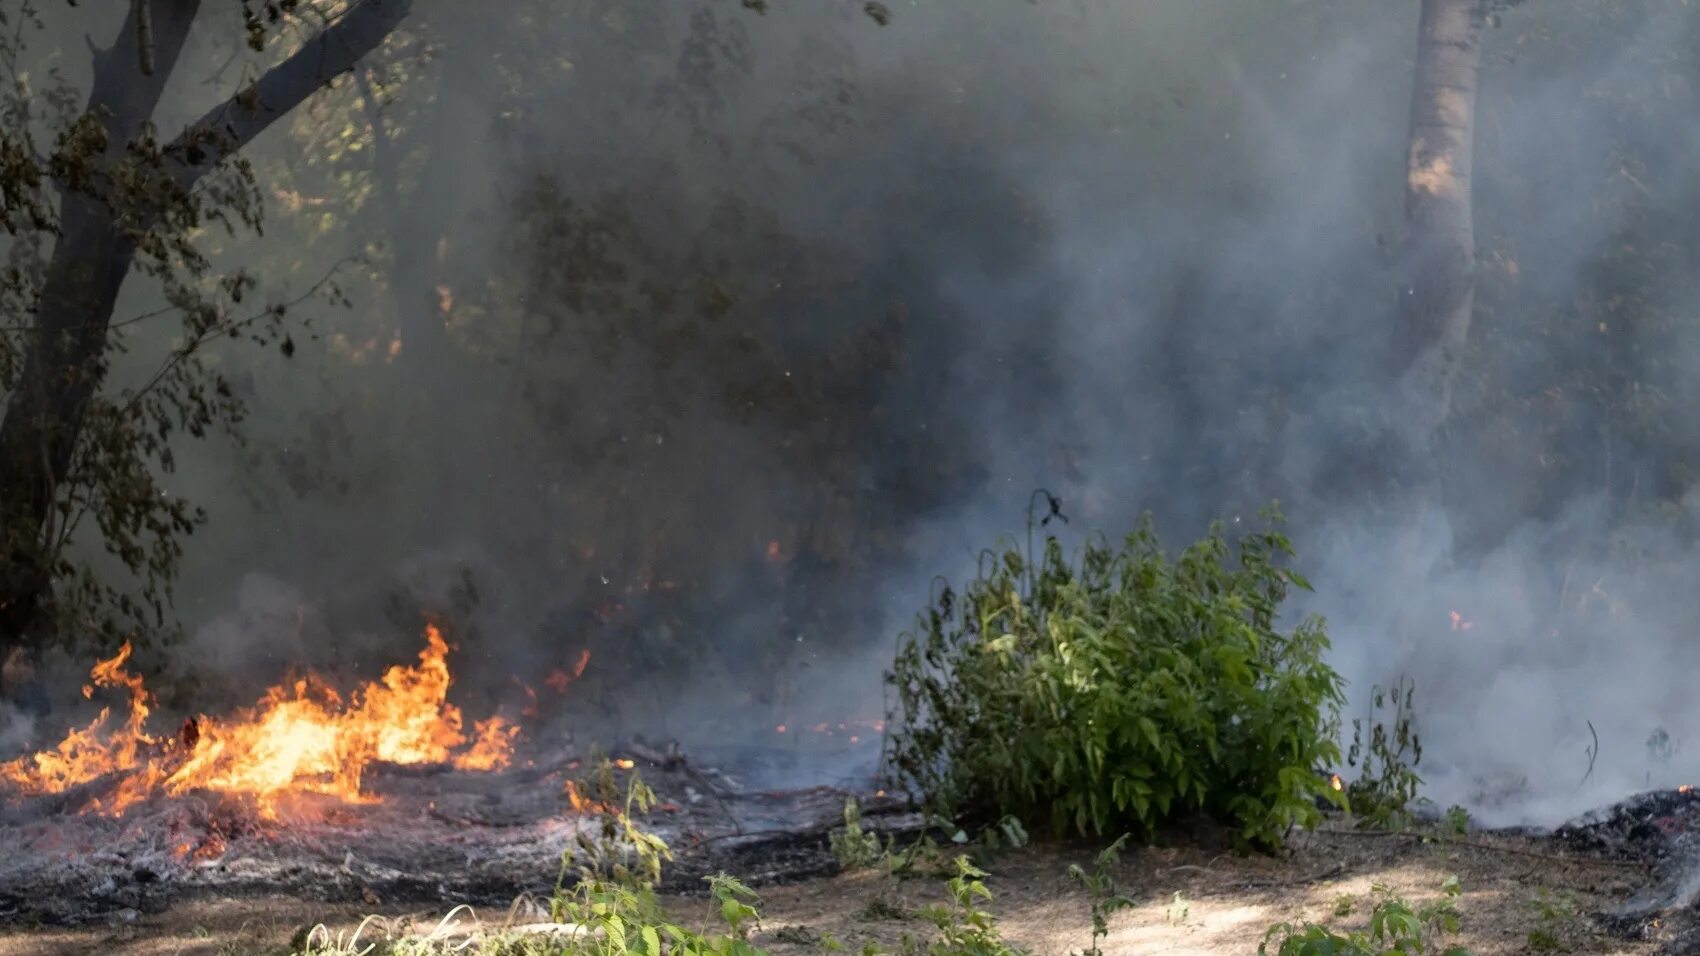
[{"x1": 17, "y1": 0, "x2": 1700, "y2": 824}]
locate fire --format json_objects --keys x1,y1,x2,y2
[
  {"x1": 456, "y1": 716, "x2": 521, "y2": 772},
  {"x1": 1330, "y1": 774, "x2": 1344, "y2": 792},
  {"x1": 544, "y1": 649, "x2": 591, "y2": 694},
  {"x1": 1681, "y1": 785, "x2": 1694, "y2": 794},
  {"x1": 1, "y1": 624, "x2": 519, "y2": 817},
  {"x1": 1448, "y1": 610, "x2": 1473, "y2": 632}
]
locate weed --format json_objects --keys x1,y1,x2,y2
[
  {"x1": 858, "y1": 893, "x2": 917, "y2": 922},
  {"x1": 774, "y1": 926, "x2": 820, "y2": 946},
  {"x1": 832, "y1": 798, "x2": 886, "y2": 870},
  {"x1": 885, "y1": 500, "x2": 1345, "y2": 851},
  {"x1": 1164, "y1": 891, "x2": 1189, "y2": 927},
  {"x1": 902, "y1": 856, "x2": 1028, "y2": 956},
  {"x1": 1332, "y1": 894, "x2": 1355, "y2": 918},
  {"x1": 1346, "y1": 676, "x2": 1427, "y2": 830},
  {"x1": 1525, "y1": 888, "x2": 1578, "y2": 952},
  {"x1": 1443, "y1": 805, "x2": 1471, "y2": 837},
  {"x1": 1066, "y1": 835, "x2": 1134, "y2": 956},
  {"x1": 1260, "y1": 877, "x2": 1472, "y2": 956},
  {"x1": 886, "y1": 835, "x2": 952, "y2": 880}
]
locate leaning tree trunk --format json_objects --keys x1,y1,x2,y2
[
  {"x1": 0, "y1": 0, "x2": 413, "y2": 674},
  {"x1": 1396, "y1": 0, "x2": 1485, "y2": 441}
]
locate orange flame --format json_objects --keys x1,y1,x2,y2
[
  {"x1": 1330, "y1": 773, "x2": 1344, "y2": 792},
  {"x1": 545, "y1": 649, "x2": 591, "y2": 694},
  {"x1": 1448, "y1": 610, "x2": 1473, "y2": 632},
  {"x1": 456, "y1": 716, "x2": 521, "y2": 772},
  {"x1": 1, "y1": 624, "x2": 518, "y2": 817}
]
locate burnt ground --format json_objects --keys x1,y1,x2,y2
[
  {"x1": 0, "y1": 741, "x2": 909, "y2": 925},
  {"x1": 11, "y1": 742, "x2": 1700, "y2": 954},
  {"x1": 0, "y1": 819, "x2": 1670, "y2": 956}
]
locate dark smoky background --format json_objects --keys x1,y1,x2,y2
[{"x1": 18, "y1": 0, "x2": 1700, "y2": 818}]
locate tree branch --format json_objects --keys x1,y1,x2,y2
[{"x1": 166, "y1": 0, "x2": 414, "y2": 190}]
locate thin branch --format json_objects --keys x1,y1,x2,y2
[
  {"x1": 1576, "y1": 719, "x2": 1599, "y2": 794},
  {"x1": 122, "y1": 257, "x2": 360, "y2": 415}
]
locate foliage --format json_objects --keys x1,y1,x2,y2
[
  {"x1": 1065, "y1": 835, "x2": 1134, "y2": 956},
  {"x1": 884, "y1": 501, "x2": 1346, "y2": 851},
  {"x1": 288, "y1": 770, "x2": 1043, "y2": 956},
  {"x1": 1345, "y1": 677, "x2": 1426, "y2": 831},
  {"x1": 0, "y1": 2, "x2": 362, "y2": 653},
  {"x1": 897, "y1": 856, "x2": 1028, "y2": 956},
  {"x1": 559, "y1": 755, "x2": 674, "y2": 889},
  {"x1": 1259, "y1": 878, "x2": 1472, "y2": 956},
  {"x1": 1524, "y1": 888, "x2": 1578, "y2": 953},
  {"x1": 831, "y1": 797, "x2": 886, "y2": 870},
  {"x1": 1442, "y1": 805, "x2": 1470, "y2": 837}
]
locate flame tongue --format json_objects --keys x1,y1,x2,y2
[{"x1": 1, "y1": 624, "x2": 518, "y2": 817}]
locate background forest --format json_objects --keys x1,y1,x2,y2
[{"x1": 0, "y1": 0, "x2": 1697, "y2": 822}]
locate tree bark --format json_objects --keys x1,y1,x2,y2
[
  {"x1": 1395, "y1": 0, "x2": 1485, "y2": 439},
  {"x1": 0, "y1": 0, "x2": 414, "y2": 665}
]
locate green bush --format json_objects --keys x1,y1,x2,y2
[{"x1": 883, "y1": 503, "x2": 1346, "y2": 851}]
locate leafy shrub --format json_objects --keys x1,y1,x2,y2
[
  {"x1": 884, "y1": 503, "x2": 1345, "y2": 850},
  {"x1": 1259, "y1": 878, "x2": 1473, "y2": 956}
]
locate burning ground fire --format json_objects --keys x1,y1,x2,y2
[{"x1": 0, "y1": 624, "x2": 519, "y2": 818}]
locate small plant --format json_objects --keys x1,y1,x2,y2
[
  {"x1": 903, "y1": 856, "x2": 1028, "y2": 956},
  {"x1": 858, "y1": 892, "x2": 918, "y2": 922},
  {"x1": 1165, "y1": 891, "x2": 1190, "y2": 927},
  {"x1": 1443, "y1": 805, "x2": 1471, "y2": 837},
  {"x1": 1525, "y1": 888, "x2": 1578, "y2": 952},
  {"x1": 979, "y1": 816, "x2": 1030, "y2": 855},
  {"x1": 886, "y1": 835, "x2": 952, "y2": 880},
  {"x1": 832, "y1": 797, "x2": 886, "y2": 870},
  {"x1": 558, "y1": 757, "x2": 673, "y2": 888},
  {"x1": 1647, "y1": 727, "x2": 1676, "y2": 764},
  {"x1": 1259, "y1": 877, "x2": 1472, "y2": 956},
  {"x1": 1346, "y1": 676, "x2": 1427, "y2": 830},
  {"x1": 885, "y1": 500, "x2": 1345, "y2": 852},
  {"x1": 1066, "y1": 835, "x2": 1134, "y2": 956},
  {"x1": 775, "y1": 925, "x2": 821, "y2": 946},
  {"x1": 1332, "y1": 893, "x2": 1356, "y2": 918}
]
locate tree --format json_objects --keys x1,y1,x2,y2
[
  {"x1": 0, "y1": 0, "x2": 413, "y2": 688},
  {"x1": 1395, "y1": 0, "x2": 1487, "y2": 438}
]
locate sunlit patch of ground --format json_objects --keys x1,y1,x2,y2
[{"x1": 0, "y1": 824, "x2": 1660, "y2": 955}]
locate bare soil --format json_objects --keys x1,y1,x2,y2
[{"x1": 0, "y1": 824, "x2": 1660, "y2": 956}]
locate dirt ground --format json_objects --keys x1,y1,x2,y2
[{"x1": 0, "y1": 825, "x2": 1662, "y2": 955}]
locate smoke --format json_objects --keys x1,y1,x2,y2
[{"x1": 4, "y1": 0, "x2": 1693, "y2": 825}]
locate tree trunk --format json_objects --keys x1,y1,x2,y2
[
  {"x1": 0, "y1": 0, "x2": 413, "y2": 672},
  {"x1": 1396, "y1": 0, "x2": 1485, "y2": 439},
  {"x1": 0, "y1": 0, "x2": 201, "y2": 658}
]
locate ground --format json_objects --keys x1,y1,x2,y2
[{"x1": 0, "y1": 822, "x2": 1659, "y2": 956}]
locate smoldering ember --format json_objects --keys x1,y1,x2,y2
[{"x1": 10, "y1": 1, "x2": 1700, "y2": 954}]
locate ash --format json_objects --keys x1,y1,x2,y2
[
  {"x1": 1555, "y1": 788, "x2": 1700, "y2": 952},
  {"x1": 0, "y1": 743, "x2": 909, "y2": 926}
]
